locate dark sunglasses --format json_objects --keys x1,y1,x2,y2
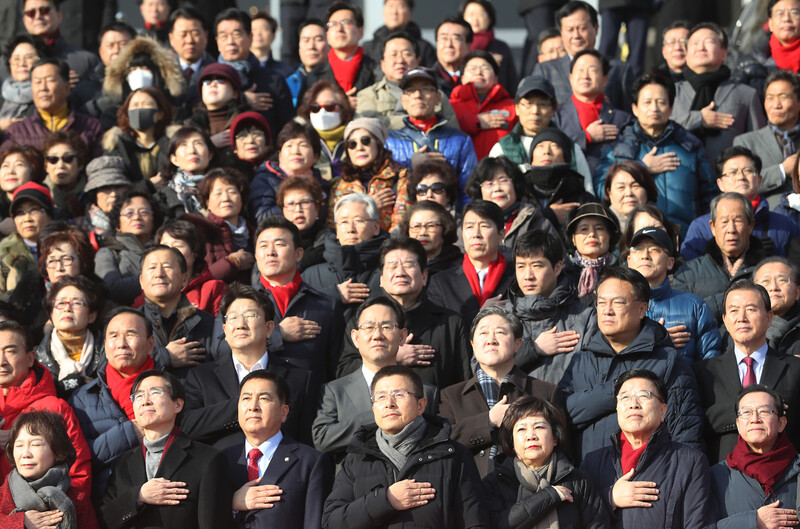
[
  {"x1": 24, "y1": 6, "x2": 51, "y2": 18},
  {"x1": 309, "y1": 102, "x2": 342, "y2": 113},
  {"x1": 347, "y1": 136, "x2": 372, "y2": 150},
  {"x1": 45, "y1": 154, "x2": 77, "y2": 165},
  {"x1": 415, "y1": 182, "x2": 447, "y2": 195}
]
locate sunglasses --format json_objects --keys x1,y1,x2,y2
[
  {"x1": 347, "y1": 136, "x2": 372, "y2": 150},
  {"x1": 24, "y1": 6, "x2": 51, "y2": 18},
  {"x1": 309, "y1": 102, "x2": 342, "y2": 113},
  {"x1": 415, "y1": 182, "x2": 447, "y2": 195},
  {"x1": 45, "y1": 154, "x2": 77, "y2": 165}
]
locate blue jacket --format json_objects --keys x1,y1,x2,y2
[
  {"x1": 681, "y1": 197, "x2": 800, "y2": 259},
  {"x1": 386, "y1": 116, "x2": 477, "y2": 208},
  {"x1": 647, "y1": 279, "x2": 723, "y2": 363},
  {"x1": 595, "y1": 121, "x2": 716, "y2": 238},
  {"x1": 286, "y1": 65, "x2": 306, "y2": 108},
  {"x1": 559, "y1": 317, "x2": 705, "y2": 460},
  {"x1": 773, "y1": 191, "x2": 800, "y2": 226},
  {"x1": 249, "y1": 161, "x2": 329, "y2": 224}
]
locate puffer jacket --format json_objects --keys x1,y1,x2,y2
[
  {"x1": 581, "y1": 426, "x2": 717, "y2": 529},
  {"x1": 483, "y1": 451, "x2": 610, "y2": 529},
  {"x1": 502, "y1": 202, "x2": 559, "y2": 252},
  {"x1": 35, "y1": 329, "x2": 104, "y2": 399},
  {"x1": 321, "y1": 416, "x2": 489, "y2": 529},
  {"x1": 559, "y1": 317, "x2": 705, "y2": 460},
  {"x1": 356, "y1": 77, "x2": 459, "y2": 131},
  {"x1": 711, "y1": 453, "x2": 800, "y2": 529},
  {"x1": 731, "y1": 39, "x2": 777, "y2": 97},
  {"x1": 449, "y1": 82, "x2": 517, "y2": 159},
  {"x1": 249, "y1": 160, "x2": 329, "y2": 224},
  {"x1": 506, "y1": 277, "x2": 597, "y2": 385},
  {"x1": 774, "y1": 191, "x2": 800, "y2": 226},
  {"x1": 594, "y1": 120, "x2": 716, "y2": 238},
  {"x1": 647, "y1": 278, "x2": 724, "y2": 363},
  {"x1": 327, "y1": 158, "x2": 410, "y2": 232},
  {"x1": 94, "y1": 232, "x2": 147, "y2": 306},
  {"x1": 386, "y1": 116, "x2": 478, "y2": 208}
]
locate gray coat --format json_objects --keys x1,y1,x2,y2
[
  {"x1": 356, "y1": 77, "x2": 460, "y2": 131},
  {"x1": 711, "y1": 455, "x2": 800, "y2": 529},
  {"x1": 531, "y1": 54, "x2": 636, "y2": 110},
  {"x1": 94, "y1": 232, "x2": 147, "y2": 306},
  {"x1": 671, "y1": 78, "x2": 766, "y2": 171},
  {"x1": 733, "y1": 125, "x2": 792, "y2": 209}
]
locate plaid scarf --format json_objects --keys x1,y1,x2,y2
[
  {"x1": 771, "y1": 123, "x2": 800, "y2": 158},
  {"x1": 476, "y1": 367, "x2": 510, "y2": 461}
]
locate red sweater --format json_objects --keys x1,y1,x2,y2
[{"x1": 449, "y1": 82, "x2": 517, "y2": 159}]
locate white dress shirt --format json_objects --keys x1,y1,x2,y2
[
  {"x1": 361, "y1": 365, "x2": 376, "y2": 391},
  {"x1": 233, "y1": 351, "x2": 269, "y2": 384},
  {"x1": 734, "y1": 343, "x2": 768, "y2": 385}
]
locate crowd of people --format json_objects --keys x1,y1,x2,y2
[{"x1": 0, "y1": 0, "x2": 799, "y2": 527}]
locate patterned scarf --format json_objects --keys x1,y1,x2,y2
[
  {"x1": 87, "y1": 203, "x2": 112, "y2": 233},
  {"x1": 477, "y1": 366, "x2": 510, "y2": 459},
  {"x1": 462, "y1": 253, "x2": 507, "y2": 306},
  {"x1": 218, "y1": 56, "x2": 251, "y2": 86},
  {"x1": 514, "y1": 454, "x2": 560, "y2": 529},
  {"x1": 722, "y1": 252, "x2": 746, "y2": 279},
  {"x1": 771, "y1": 123, "x2": 800, "y2": 158},
  {"x1": 169, "y1": 169, "x2": 205, "y2": 215},
  {"x1": 571, "y1": 251, "x2": 612, "y2": 297}
]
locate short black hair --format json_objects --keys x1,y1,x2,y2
[
  {"x1": 458, "y1": 0, "x2": 496, "y2": 29},
  {"x1": 379, "y1": 237, "x2": 428, "y2": 272},
  {"x1": 753, "y1": 256, "x2": 800, "y2": 284},
  {"x1": 7, "y1": 411, "x2": 76, "y2": 470},
  {"x1": 354, "y1": 296, "x2": 406, "y2": 330},
  {"x1": 632, "y1": 73, "x2": 676, "y2": 107},
  {"x1": 723, "y1": 278, "x2": 772, "y2": 314},
  {"x1": 470, "y1": 306, "x2": 524, "y2": 340},
  {"x1": 613, "y1": 368, "x2": 668, "y2": 402},
  {"x1": 298, "y1": 18, "x2": 326, "y2": 35},
  {"x1": 254, "y1": 215, "x2": 302, "y2": 249},
  {"x1": 537, "y1": 28, "x2": 562, "y2": 54},
  {"x1": 768, "y1": 0, "x2": 793, "y2": 18},
  {"x1": 736, "y1": 383, "x2": 785, "y2": 417},
  {"x1": 385, "y1": 0, "x2": 414, "y2": 8},
  {"x1": 154, "y1": 221, "x2": 206, "y2": 276},
  {"x1": 764, "y1": 69, "x2": 800, "y2": 100},
  {"x1": 0, "y1": 321, "x2": 31, "y2": 352},
  {"x1": 325, "y1": 1, "x2": 363, "y2": 27},
  {"x1": 5, "y1": 35, "x2": 54, "y2": 81},
  {"x1": 98, "y1": 21, "x2": 137, "y2": 45},
  {"x1": 219, "y1": 283, "x2": 276, "y2": 321},
  {"x1": 30, "y1": 57, "x2": 69, "y2": 83},
  {"x1": 435, "y1": 17, "x2": 474, "y2": 44},
  {"x1": 215, "y1": 8, "x2": 251, "y2": 35},
  {"x1": 381, "y1": 30, "x2": 420, "y2": 58},
  {"x1": 662, "y1": 20, "x2": 691, "y2": 42},
  {"x1": 251, "y1": 11, "x2": 278, "y2": 33},
  {"x1": 570, "y1": 49, "x2": 609, "y2": 75},
  {"x1": 513, "y1": 229, "x2": 564, "y2": 269},
  {"x1": 556, "y1": 1, "x2": 598, "y2": 28},
  {"x1": 370, "y1": 365, "x2": 423, "y2": 401},
  {"x1": 240, "y1": 370, "x2": 291, "y2": 405},
  {"x1": 139, "y1": 244, "x2": 188, "y2": 274},
  {"x1": 688, "y1": 22, "x2": 728, "y2": 50},
  {"x1": 465, "y1": 156, "x2": 525, "y2": 202},
  {"x1": 463, "y1": 49, "x2": 499, "y2": 76},
  {"x1": 716, "y1": 145, "x2": 762, "y2": 178},
  {"x1": 104, "y1": 306, "x2": 153, "y2": 338},
  {"x1": 169, "y1": 5, "x2": 208, "y2": 33},
  {"x1": 109, "y1": 190, "x2": 159, "y2": 231},
  {"x1": 132, "y1": 369, "x2": 186, "y2": 402},
  {"x1": 598, "y1": 266, "x2": 652, "y2": 303},
  {"x1": 462, "y1": 200, "x2": 504, "y2": 234}
]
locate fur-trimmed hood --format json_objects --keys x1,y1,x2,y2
[{"x1": 103, "y1": 36, "x2": 186, "y2": 103}]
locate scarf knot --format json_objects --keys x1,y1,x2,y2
[
  {"x1": 571, "y1": 251, "x2": 611, "y2": 297},
  {"x1": 375, "y1": 416, "x2": 427, "y2": 471},
  {"x1": 684, "y1": 65, "x2": 731, "y2": 111}
]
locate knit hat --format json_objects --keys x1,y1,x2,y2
[
  {"x1": 84, "y1": 156, "x2": 133, "y2": 193},
  {"x1": 11, "y1": 182, "x2": 54, "y2": 218},
  {"x1": 230, "y1": 111, "x2": 272, "y2": 148},
  {"x1": 197, "y1": 62, "x2": 242, "y2": 94},
  {"x1": 529, "y1": 127, "x2": 573, "y2": 164},
  {"x1": 343, "y1": 117, "x2": 388, "y2": 146}
]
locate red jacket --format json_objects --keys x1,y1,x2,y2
[
  {"x1": 0, "y1": 365, "x2": 91, "y2": 496},
  {"x1": 0, "y1": 474, "x2": 98, "y2": 529},
  {"x1": 449, "y1": 82, "x2": 517, "y2": 159}
]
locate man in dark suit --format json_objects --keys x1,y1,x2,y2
[
  {"x1": 181, "y1": 284, "x2": 317, "y2": 447},
  {"x1": 101, "y1": 369, "x2": 232, "y2": 529},
  {"x1": 224, "y1": 370, "x2": 333, "y2": 529},
  {"x1": 439, "y1": 306, "x2": 566, "y2": 477},
  {"x1": 693, "y1": 278, "x2": 800, "y2": 463},
  {"x1": 427, "y1": 200, "x2": 516, "y2": 325},
  {"x1": 553, "y1": 49, "x2": 632, "y2": 174},
  {"x1": 167, "y1": 6, "x2": 216, "y2": 118},
  {"x1": 532, "y1": 1, "x2": 634, "y2": 110}
]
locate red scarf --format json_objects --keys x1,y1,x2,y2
[
  {"x1": 770, "y1": 34, "x2": 800, "y2": 73},
  {"x1": 145, "y1": 21, "x2": 166, "y2": 31},
  {"x1": 328, "y1": 47, "x2": 364, "y2": 92},
  {"x1": 106, "y1": 356, "x2": 156, "y2": 420},
  {"x1": 43, "y1": 30, "x2": 60, "y2": 48},
  {"x1": 727, "y1": 432, "x2": 798, "y2": 496},
  {"x1": 751, "y1": 195, "x2": 762, "y2": 212},
  {"x1": 572, "y1": 94, "x2": 604, "y2": 143},
  {"x1": 462, "y1": 253, "x2": 507, "y2": 306},
  {"x1": 260, "y1": 271, "x2": 303, "y2": 317},
  {"x1": 620, "y1": 435, "x2": 649, "y2": 474},
  {"x1": 409, "y1": 116, "x2": 439, "y2": 132},
  {"x1": 471, "y1": 30, "x2": 494, "y2": 51}
]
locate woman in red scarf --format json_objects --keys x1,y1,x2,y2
[
  {"x1": 712, "y1": 385, "x2": 800, "y2": 527},
  {"x1": 458, "y1": 0, "x2": 518, "y2": 96}
]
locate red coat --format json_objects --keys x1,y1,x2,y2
[
  {"x1": 181, "y1": 213, "x2": 253, "y2": 284},
  {"x1": 0, "y1": 365, "x2": 91, "y2": 496},
  {"x1": 449, "y1": 82, "x2": 517, "y2": 159},
  {"x1": 0, "y1": 474, "x2": 98, "y2": 529}
]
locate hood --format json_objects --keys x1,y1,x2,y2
[
  {"x1": 585, "y1": 316, "x2": 672, "y2": 357},
  {"x1": 1, "y1": 363, "x2": 57, "y2": 425},
  {"x1": 104, "y1": 36, "x2": 186, "y2": 103}
]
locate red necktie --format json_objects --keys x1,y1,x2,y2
[
  {"x1": 247, "y1": 448, "x2": 262, "y2": 482},
  {"x1": 742, "y1": 356, "x2": 757, "y2": 387}
]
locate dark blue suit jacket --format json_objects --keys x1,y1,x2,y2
[{"x1": 554, "y1": 99, "x2": 632, "y2": 174}]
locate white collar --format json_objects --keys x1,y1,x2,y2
[{"x1": 232, "y1": 350, "x2": 269, "y2": 384}]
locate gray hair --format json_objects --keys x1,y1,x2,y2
[
  {"x1": 334, "y1": 192, "x2": 379, "y2": 222},
  {"x1": 470, "y1": 306, "x2": 524, "y2": 340},
  {"x1": 710, "y1": 192, "x2": 754, "y2": 224}
]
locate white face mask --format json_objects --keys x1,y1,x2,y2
[
  {"x1": 309, "y1": 109, "x2": 342, "y2": 131},
  {"x1": 127, "y1": 69, "x2": 154, "y2": 91}
]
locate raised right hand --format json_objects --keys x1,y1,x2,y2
[
  {"x1": 642, "y1": 147, "x2": 680, "y2": 174},
  {"x1": 166, "y1": 337, "x2": 206, "y2": 368},
  {"x1": 396, "y1": 333, "x2": 436, "y2": 366},
  {"x1": 611, "y1": 469, "x2": 659, "y2": 508},
  {"x1": 489, "y1": 395, "x2": 510, "y2": 427},
  {"x1": 232, "y1": 478, "x2": 283, "y2": 511},
  {"x1": 586, "y1": 119, "x2": 618, "y2": 142},
  {"x1": 138, "y1": 477, "x2": 190, "y2": 505},
  {"x1": 756, "y1": 500, "x2": 799, "y2": 529},
  {"x1": 534, "y1": 326, "x2": 581, "y2": 356},
  {"x1": 279, "y1": 316, "x2": 321, "y2": 342},
  {"x1": 387, "y1": 479, "x2": 436, "y2": 510},
  {"x1": 24, "y1": 510, "x2": 62, "y2": 529},
  {"x1": 700, "y1": 102, "x2": 734, "y2": 129},
  {"x1": 337, "y1": 278, "x2": 370, "y2": 304}
]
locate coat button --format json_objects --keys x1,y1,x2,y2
[
  {"x1": 284, "y1": 457, "x2": 290, "y2": 462},
  {"x1": 427, "y1": 455, "x2": 433, "y2": 460},
  {"x1": 418, "y1": 457, "x2": 424, "y2": 462},
  {"x1": 448, "y1": 447, "x2": 454, "y2": 453},
  {"x1": 479, "y1": 450, "x2": 485, "y2": 456}
]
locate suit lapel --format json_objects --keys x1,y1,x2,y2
[
  {"x1": 757, "y1": 126, "x2": 785, "y2": 160},
  {"x1": 718, "y1": 350, "x2": 745, "y2": 399},
  {"x1": 343, "y1": 371, "x2": 371, "y2": 410},
  {"x1": 215, "y1": 357, "x2": 239, "y2": 399},
  {"x1": 156, "y1": 435, "x2": 190, "y2": 481},
  {"x1": 261, "y1": 439, "x2": 298, "y2": 485},
  {"x1": 760, "y1": 349, "x2": 787, "y2": 389},
  {"x1": 556, "y1": 56, "x2": 570, "y2": 87},
  {"x1": 715, "y1": 82, "x2": 736, "y2": 108}
]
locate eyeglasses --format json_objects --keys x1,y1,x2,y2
[
  {"x1": 371, "y1": 389, "x2": 418, "y2": 404},
  {"x1": 23, "y1": 6, "x2": 51, "y2": 18},
  {"x1": 663, "y1": 38, "x2": 688, "y2": 48},
  {"x1": 357, "y1": 321, "x2": 399, "y2": 334},
  {"x1": 326, "y1": 19, "x2": 356, "y2": 29},
  {"x1": 12, "y1": 207, "x2": 45, "y2": 218},
  {"x1": 46, "y1": 255, "x2": 76, "y2": 269},
  {"x1": 282, "y1": 199, "x2": 315, "y2": 210},
  {"x1": 720, "y1": 167, "x2": 757, "y2": 179},
  {"x1": 45, "y1": 154, "x2": 77, "y2": 165},
  {"x1": 201, "y1": 78, "x2": 228, "y2": 87},
  {"x1": 216, "y1": 30, "x2": 245, "y2": 42},
  {"x1": 480, "y1": 176, "x2": 512, "y2": 189},
  {"x1": 737, "y1": 407, "x2": 779, "y2": 420},
  {"x1": 629, "y1": 246, "x2": 667, "y2": 256},
  {"x1": 130, "y1": 386, "x2": 167, "y2": 403},
  {"x1": 309, "y1": 102, "x2": 342, "y2": 113},
  {"x1": 408, "y1": 221, "x2": 442, "y2": 233},
  {"x1": 464, "y1": 64, "x2": 494, "y2": 75},
  {"x1": 596, "y1": 297, "x2": 637, "y2": 310},
  {"x1": 120, "y1": 208, "x2": 153, "y2": 219},
  {"x1": 224, "y1": 310, "x2": 261, "y2": 324},
  {"x1": 53, "y1": 298, "x2": 87, "y2": 310},
  {"x1": 616, "y1": 390, "x2": 663, "y2": 405},
  {"x1": 402, "y1": 86, "x2": 437, "y2": 96},
  {"x1": 756, "y1": 275, "x2": 793, "y2": 287},
  {"x1": 347, "y1": 136, "x2": 372, "y2": 150},
  {"x1": 415, "y1": 182, "x2": 447, "y2": 196}
]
